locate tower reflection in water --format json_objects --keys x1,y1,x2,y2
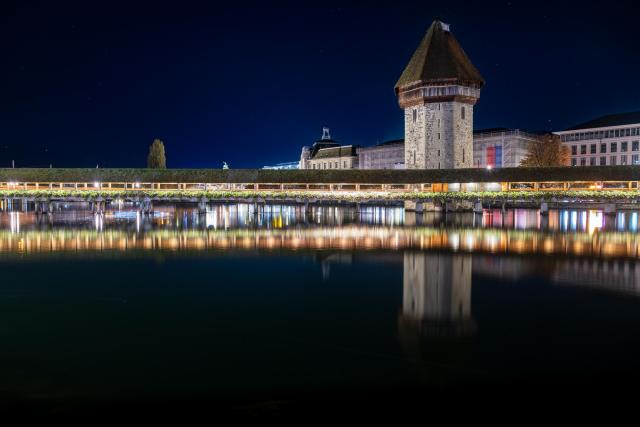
[{"x1": 401, "y1": 252, "x2": 473, "y2": 337}]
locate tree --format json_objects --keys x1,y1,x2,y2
[
  {"x1": 520, "y1": 133, "x2": 570, "y2": 167},
  {"x1": 147, "y1": 139, "x2": 166, "y2": 169}
]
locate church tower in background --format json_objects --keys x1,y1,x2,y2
[{"x1": 395, "y1": 20, "x2": 484, "y2": 169}]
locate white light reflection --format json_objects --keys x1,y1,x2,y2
[
  {"x1": 587, "y1": 210, "x2": 603, "y2": 234},
  {"x1": 9, "y1": 212, "x2": 20, "y2": 233}
]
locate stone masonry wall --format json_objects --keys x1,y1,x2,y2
[{"x1": 404, "y1": 101, "x2": 474, "y2": 169}]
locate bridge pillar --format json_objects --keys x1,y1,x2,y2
[
  {"x1": 404, "y1": 200, "x2": 423, "y2": 213},
  {"x1": 139, "y1": 197, "x2": 152, "y2": 215},
  {"x1": 40, "y1": 199, "x2": 52, "y2": 214},
  {"x1": 198, "y1": 198, "x2": 209, "y2": 214},
  {"x1": 604, "y1": 203, "x2": 617, "y2": 216},
  {"x1": 540, "y1": 202, "x2": 549, "y2": 216},
  {"x1": 540, "y1": 213, "x2": 549, "y2": 230}
]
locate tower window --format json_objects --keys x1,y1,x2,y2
[
  {"x1": 412, "y1": 109, "x2": 417, "y2": 122},
  {"x1": 463, "y1": 149, "x2": 465, "y2": 162},
  {"x1": 461, "y1": 106, "x2": 466, "y2": 120}
]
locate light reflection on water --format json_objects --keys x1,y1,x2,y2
[
  {"x1": 0, "y1": 203, "x2": 640, "y2": 259},
  {"x1": 1, "y1": 202, "x2": 640, "y2": 405}
]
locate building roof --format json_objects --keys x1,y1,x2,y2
[
  {"x1": 395, "y1": 20, "x2": 485, "y2": 92},
  {"x1": 312, "y1": 146, "x2": 358, "y2": 159},
  {"x1": 565, "y1": 112, "x2": 640, "y2": 131},
  {"x1": 358, "y1": 139, "x2": 405, "y2": 152}
]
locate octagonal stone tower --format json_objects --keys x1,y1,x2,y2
[{"x1": 396, "y1": 20, "x2": 484, "y2": 169}]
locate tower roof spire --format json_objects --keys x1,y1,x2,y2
[{"x1": 395, "y1": 20, "x2": 484, "y2": 93}]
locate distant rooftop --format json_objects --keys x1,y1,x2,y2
[
  {"x1": 313, "y1": 146, "x2": 358, "y2": 159},
  {"x1": 565, "y1": 112, "x2": 640, "y2": 131}
]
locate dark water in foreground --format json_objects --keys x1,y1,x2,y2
[{"x1": 1, "y1": 202, "x2": 640, "y2": 416}]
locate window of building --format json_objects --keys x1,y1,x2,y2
[
  {"x1": 633, "y1": 141, "x2": 639, "y2": 151},
  {"x1": 622, "y1": 155, "x2": 628, "y2": 165},
  {"x1": 580, "y1": 158, "x2": 586, "y2": 166},
  {"x1": 461, "y1": 106, "x2": 466, "y2": 120},
  {"x1": 590, "y1": 144, "x2": 596, "y2": 154},
  {"x1": 438, "y1": 133, "x2": 441, "y2": 140},
  {"x1": 600, "y1": 156, "x2": 607, "y2": 166},
  {"x1": 611, "y1": 156, "x2": 617, "y2": 165},
  {"x1": 622, "y1": 141, "x2": 628, "y2": 152},
  {"x1": 412, "y1": 109, "x2": 417, "y2": 122},
  {"x1": 437, "y1": 150, "x2": 440, "y2": 156},
  {"x1": 581, "y1": 145, "x2": 587, "y2": 154},
  {"x1": 633, "y1": 154, "x2": 640, "y2": 165},
  {"x1": 462, "y1": 149, "x2": 465, "y2": 163},
  {"x1": 571, "y1": 145, "x2": 577, "y2": 155},
  {"x1": 611, "y1": 142, "x2": 618, "y2": 153},
  {"x1": 601, "y1": 143, "x2": 607, "y2": 153},
  {"x1": 343, "y1": 161, "x2": 347, "y2": 168},
  {"x1": 571, "y1": 158, "x2": 577, "y2": 166},
  {"x1": 590, "y1": 157, "x2": 596, "y2": 166}
]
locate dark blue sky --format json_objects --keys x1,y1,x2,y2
[{"x1": 3, "y1": 0, "x2": 639, "y2": 168}]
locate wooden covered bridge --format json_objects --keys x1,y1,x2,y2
[{"x1": 1, "y1": 166, "x2": 640, "y2": 213}]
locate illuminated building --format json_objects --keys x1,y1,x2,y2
[{"x1": 556, "y1": 111, "x2": 640, "y2": 167}]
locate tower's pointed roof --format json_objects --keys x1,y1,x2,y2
[{"x1": 395, "y1": 20, "x2": 484, "y2": 92}]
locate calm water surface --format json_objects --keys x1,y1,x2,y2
[{"x1": 1, "y1": 201, "x2": 640, "y2": 413}]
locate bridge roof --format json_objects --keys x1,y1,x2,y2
[{"x1": 1, "y1": 166, "x2": 640, "y2": 184}]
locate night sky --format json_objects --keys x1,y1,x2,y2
[{"x1": 3, "y1": 0, "x2": 640, "y2": 168}]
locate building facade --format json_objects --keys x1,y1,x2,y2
[
  {"x1": 556, "y1": 112, "x2": 640, "y2": 167},
  {"x1": 357, "y1": 139, "x2": 405, "y2": 169},
  {"x1": 395, "y1": 20, "x2": 484, "y2": 170},
  {"x1": 299, "y1": 128, "x2": 359, "y2": 170},
  {"x1": 473, "y1": 128, "x2": 541, "y2": 168}
]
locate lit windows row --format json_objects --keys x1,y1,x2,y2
[
  {"x1": 311, "y1": 160, "x2": 350, "y2": 169},
  {"x1": 561, "y1": 127, "x2": 640, "y2": 142},
  {"x1": 571, "y1": 154, "x2": 640, "y2": 166},
  {"x1": 571, "y1": 141, "x2": 640, "y2": 155}
]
